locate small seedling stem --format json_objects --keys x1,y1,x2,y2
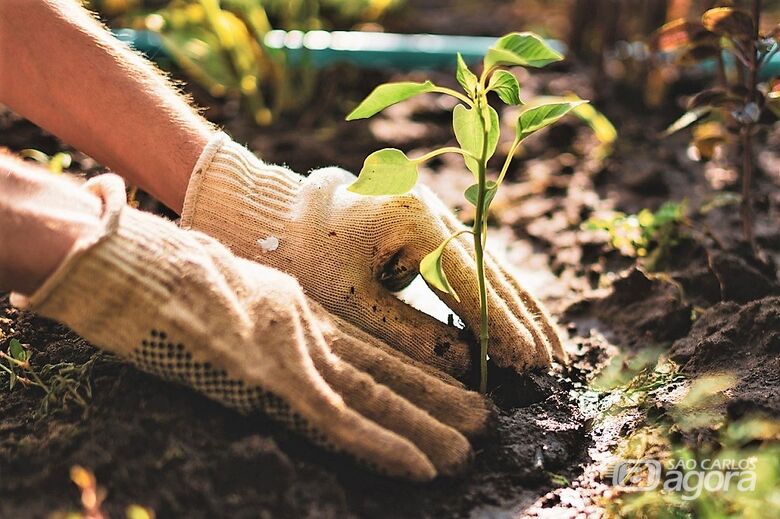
[
  {"x1": 741, "y1": 0, "x2": 761, "y2": 249},
  {"x1": 474, "y1": 93, "x2": 491, "y2": 394}
]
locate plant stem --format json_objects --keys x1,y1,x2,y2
[
  {"x1": 715, "y1": 50, "x2": 727, "y2": 89},
  {"x1": 496, "y1": 137, "x2": 521, "y2": 185},
  {"x1": 413, "y1": 146, "x2": 476, "y2": 164},
  {"x1": 431, "y1": 87, "x2": 474, "y2": 107},
  {"x1": 741, "y1": 0, "x2": 761, "y2": 249},
  {"x1": 473, "y1": 97, "x2": 491, "y2": 394}
]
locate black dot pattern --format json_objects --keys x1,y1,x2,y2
[{"x1": 131, "y1": 329, "x2": 331, "y2": 448}]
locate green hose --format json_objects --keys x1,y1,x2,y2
[{"x1": 113, "y1": 28, "x2": 780, "y2": 78}]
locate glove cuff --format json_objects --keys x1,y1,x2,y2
[
  {"x1": 11, "y1": 174, "x2": 188, "y2": 355},
  {"x1": 181, "y1": 132, "x2": 303, "y2": 257}
]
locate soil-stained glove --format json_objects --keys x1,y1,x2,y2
[
  {"x1": 11, "y1": 174, "x2": 491, "y2": 481},
  {"x1": 181, "y1": 133, "x2": 566, "y2": 378}
]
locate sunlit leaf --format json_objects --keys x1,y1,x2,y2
[
  {"x1": 699, "y1": 192, "x2": 741, "y2": 214},
  {"x1": 568, "y1": 101, "x2": 617, "y2": 147},
  {"x1": 687, "y1": 88, "x2": 740, "y2": 110},
  {"x1": 453, "y1": 104, "x2": 499, "y2": 176},
  {"x1": 160, "y1": 28, "x2": 238, "y2": 96},
  {"x1": 484, "y1": 32, "x2": 563, "y2": 69},
  {"x1": 346, "y1": 81, "x2": 436, "y2": 120},
  {"x1": 487, "y1": 70, "x2": 521, "y2": 105},
  {"x1": 516, "y1": 99, "x2": 587, "y2": 140},
  {"x1": 662, "y1": 106, "x2": 711, "y2": 136},
  {"x1": 766, "y1": 87, "x2": 780, "y2": 117},
  {"x1": 348, "y1": 148, "x2": 418, "y2": 195},
  {"x1": 9, "y1": 339, "x2": 26, "y2": 362},
  {"x1": 70, "y1": 465, "x2": 96, "y2": 490},
  {"x1": 48, "y1": 153, "x2": 72, "y2": 174},
  {"x1": 692, "y1": 121, "x2": 727, "y2": 160},
  {"x1": 420, "y1": 236, "x2": 461, "y2": 301},
  {"x1": 464, "y1": 181, "x2": 498, "y2": 212},
  {"x1": 702, "y1": 7, "x2": 754, "y2": 40},
  {"x1": 455, "y1": 53, "x2": 477, "y2": 95},
  {"x1": 127, "y1": 505, "x2": 155, "y2": 519},
  {"x1": 652, "y1": 19, "x2": 712, "y2": 52}
]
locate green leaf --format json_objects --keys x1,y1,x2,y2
[
  {"x1": 701, "y1": 7, "x2": 753, "y2": 40},
  {"x1": 464, "y1": 181, "x2": 498, "y2": 212},
  {"x1": 484, "y1": 32, "x2": 563, "y2": 69},
  {"x1": 420, "y1": 237, "x2": 461, "y2": 302},
  {"x1": 453, "y1": 104, "x2": 499, "y2": 176},
  {"x1": 346, "y1": 81, "x2": 436, "y2": 120},
  {"x1": 9, "y1": 339, "x2": 26, "y2": 362},
  {"x1": 662, "y1": 106, "x2": 712, "y2": 136},
  {"x1": 487, "y1": 70, "x2": 521, "y2": 105},
  {"x1": 516, "y1": 99, "x2": 587, "y2": 140},
  {"x1": 160, "y1": 26, "x2": 240, "y2": 97},
  {"x1": 455, "y1": 53, "x2": 478, "y2": 96},
  {"x1": 49, "y1": 152, "x2": 72, "y2": 174},
  {"x1": 347, "y1": 149, "x2": 418, "y2": 196}
]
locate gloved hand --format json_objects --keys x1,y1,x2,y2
[
  {"x1": 181, "y1": 133, "x2": 566, "y2": 377},
  {"x1": 11, "y1": 174, "x2": 491, "y2": 481}
]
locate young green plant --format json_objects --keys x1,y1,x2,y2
[
  {"x1": 346, "y1": 33, "x2": 587, "y2": 392},
  {"x1": 653, "y1": 1, "x2": 778, "y2": 248}
]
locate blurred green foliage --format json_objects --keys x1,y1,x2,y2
[
  {"x1": 605, "y1": 371, "x2": 780, "y2": 519},
  {"x1": 87, "y1": 0, "x2": 401, "y2": 124},
  {"x1": 19, "y1": 149, "x2": 72, "y2": 174},
  {"x1": 584, "y1": 201, "x2": 688, "y2": 271}
]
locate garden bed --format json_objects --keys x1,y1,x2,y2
[{"x1": 1, "y1": 3, "x2": 779, "y2": 516}]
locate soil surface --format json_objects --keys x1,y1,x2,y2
[{"x1": 1, "y1": 2, "x2": 779, "y2": 517}]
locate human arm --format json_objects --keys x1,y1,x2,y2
[{"x1": 0, "y1": 0, "x2": 215, "y2": 212}]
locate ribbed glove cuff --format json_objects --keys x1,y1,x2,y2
[{"x1": 181, "y1": 132, "x2": 303, "y2": 256}]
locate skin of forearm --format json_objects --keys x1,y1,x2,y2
[
  {"x1": 0, "y1": 151, "x2": 102, "y2": 295},
  {"x1": 0, "y1": 0, "x2": 215, "y2": 213}
]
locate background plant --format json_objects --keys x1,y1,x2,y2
[
  {"x1": 652, "y1": 1, "x2": 779, "y2": 248},
  {"x1": 92, "y1": 0, "x2": 400, "y2": 125},
  {"x1": 584, "y1": 201, "x2": 689, "y2": 272},
  {"x1": 346, "y1": 32, "x2": 588, "y2": 392},
  {"x1": 604, "y1": 374, "x2": 780, "y2": 519},
  {"x1": 0, "y1": 338, "x2": 98, "y2": 417}
]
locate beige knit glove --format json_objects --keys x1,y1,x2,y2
[
  {"x1": 11, "y1": 174, "x2": 491, "y2": 481},
  {"x1": 181, "y1": 133, "x2": 566, "y2": 377}
]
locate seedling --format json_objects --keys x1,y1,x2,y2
[
  {"x1": 346, "y1": 33, "x2": 588, "y2": 392},
  {"x1": 19, "y1": 148, "x2": 71, "y2": 174},
  {"x1": 69, "y1": 464, "x2": 154, "y2": 519},
  {"x1": 0, "y1": 338, "x2": 98, "y2": 416},
  {"x1": 653, "y1": 1, "x2": 778, "y2": 248},
  {"x1": 584, "y1": 201, "x2": 688, "y2": 271}
]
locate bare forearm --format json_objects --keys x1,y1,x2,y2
[
  {"x1": 0, "y1": 0, "x2": 214, "y2": 212},
  {"x1": 0, "y1": 152, "x2": 102, "y2": 295}
]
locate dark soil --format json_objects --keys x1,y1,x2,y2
[
  {"x1": 0, "y1": 296, "x2": 590, "y2": 518},
  {"x1": 670, "y1": 296, "x2": 780, "y2": 419},
  {"x1": 1, "y1": 2, "x2": 780, "y2": 517}
]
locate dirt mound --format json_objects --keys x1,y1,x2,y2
[
  {"x1": 564, "y1": 268, "x2": 693, "y2": 348},
  {"x1": 670, "y1": 296, "x2": 780, "y2": 418}
]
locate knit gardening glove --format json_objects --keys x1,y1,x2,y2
[
  {"x1": 11, "y1": 174, "x2": 491, "y2": 481},
  {"x1": 181, "y1": 133, "x2": 566, "y2": 378}
]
